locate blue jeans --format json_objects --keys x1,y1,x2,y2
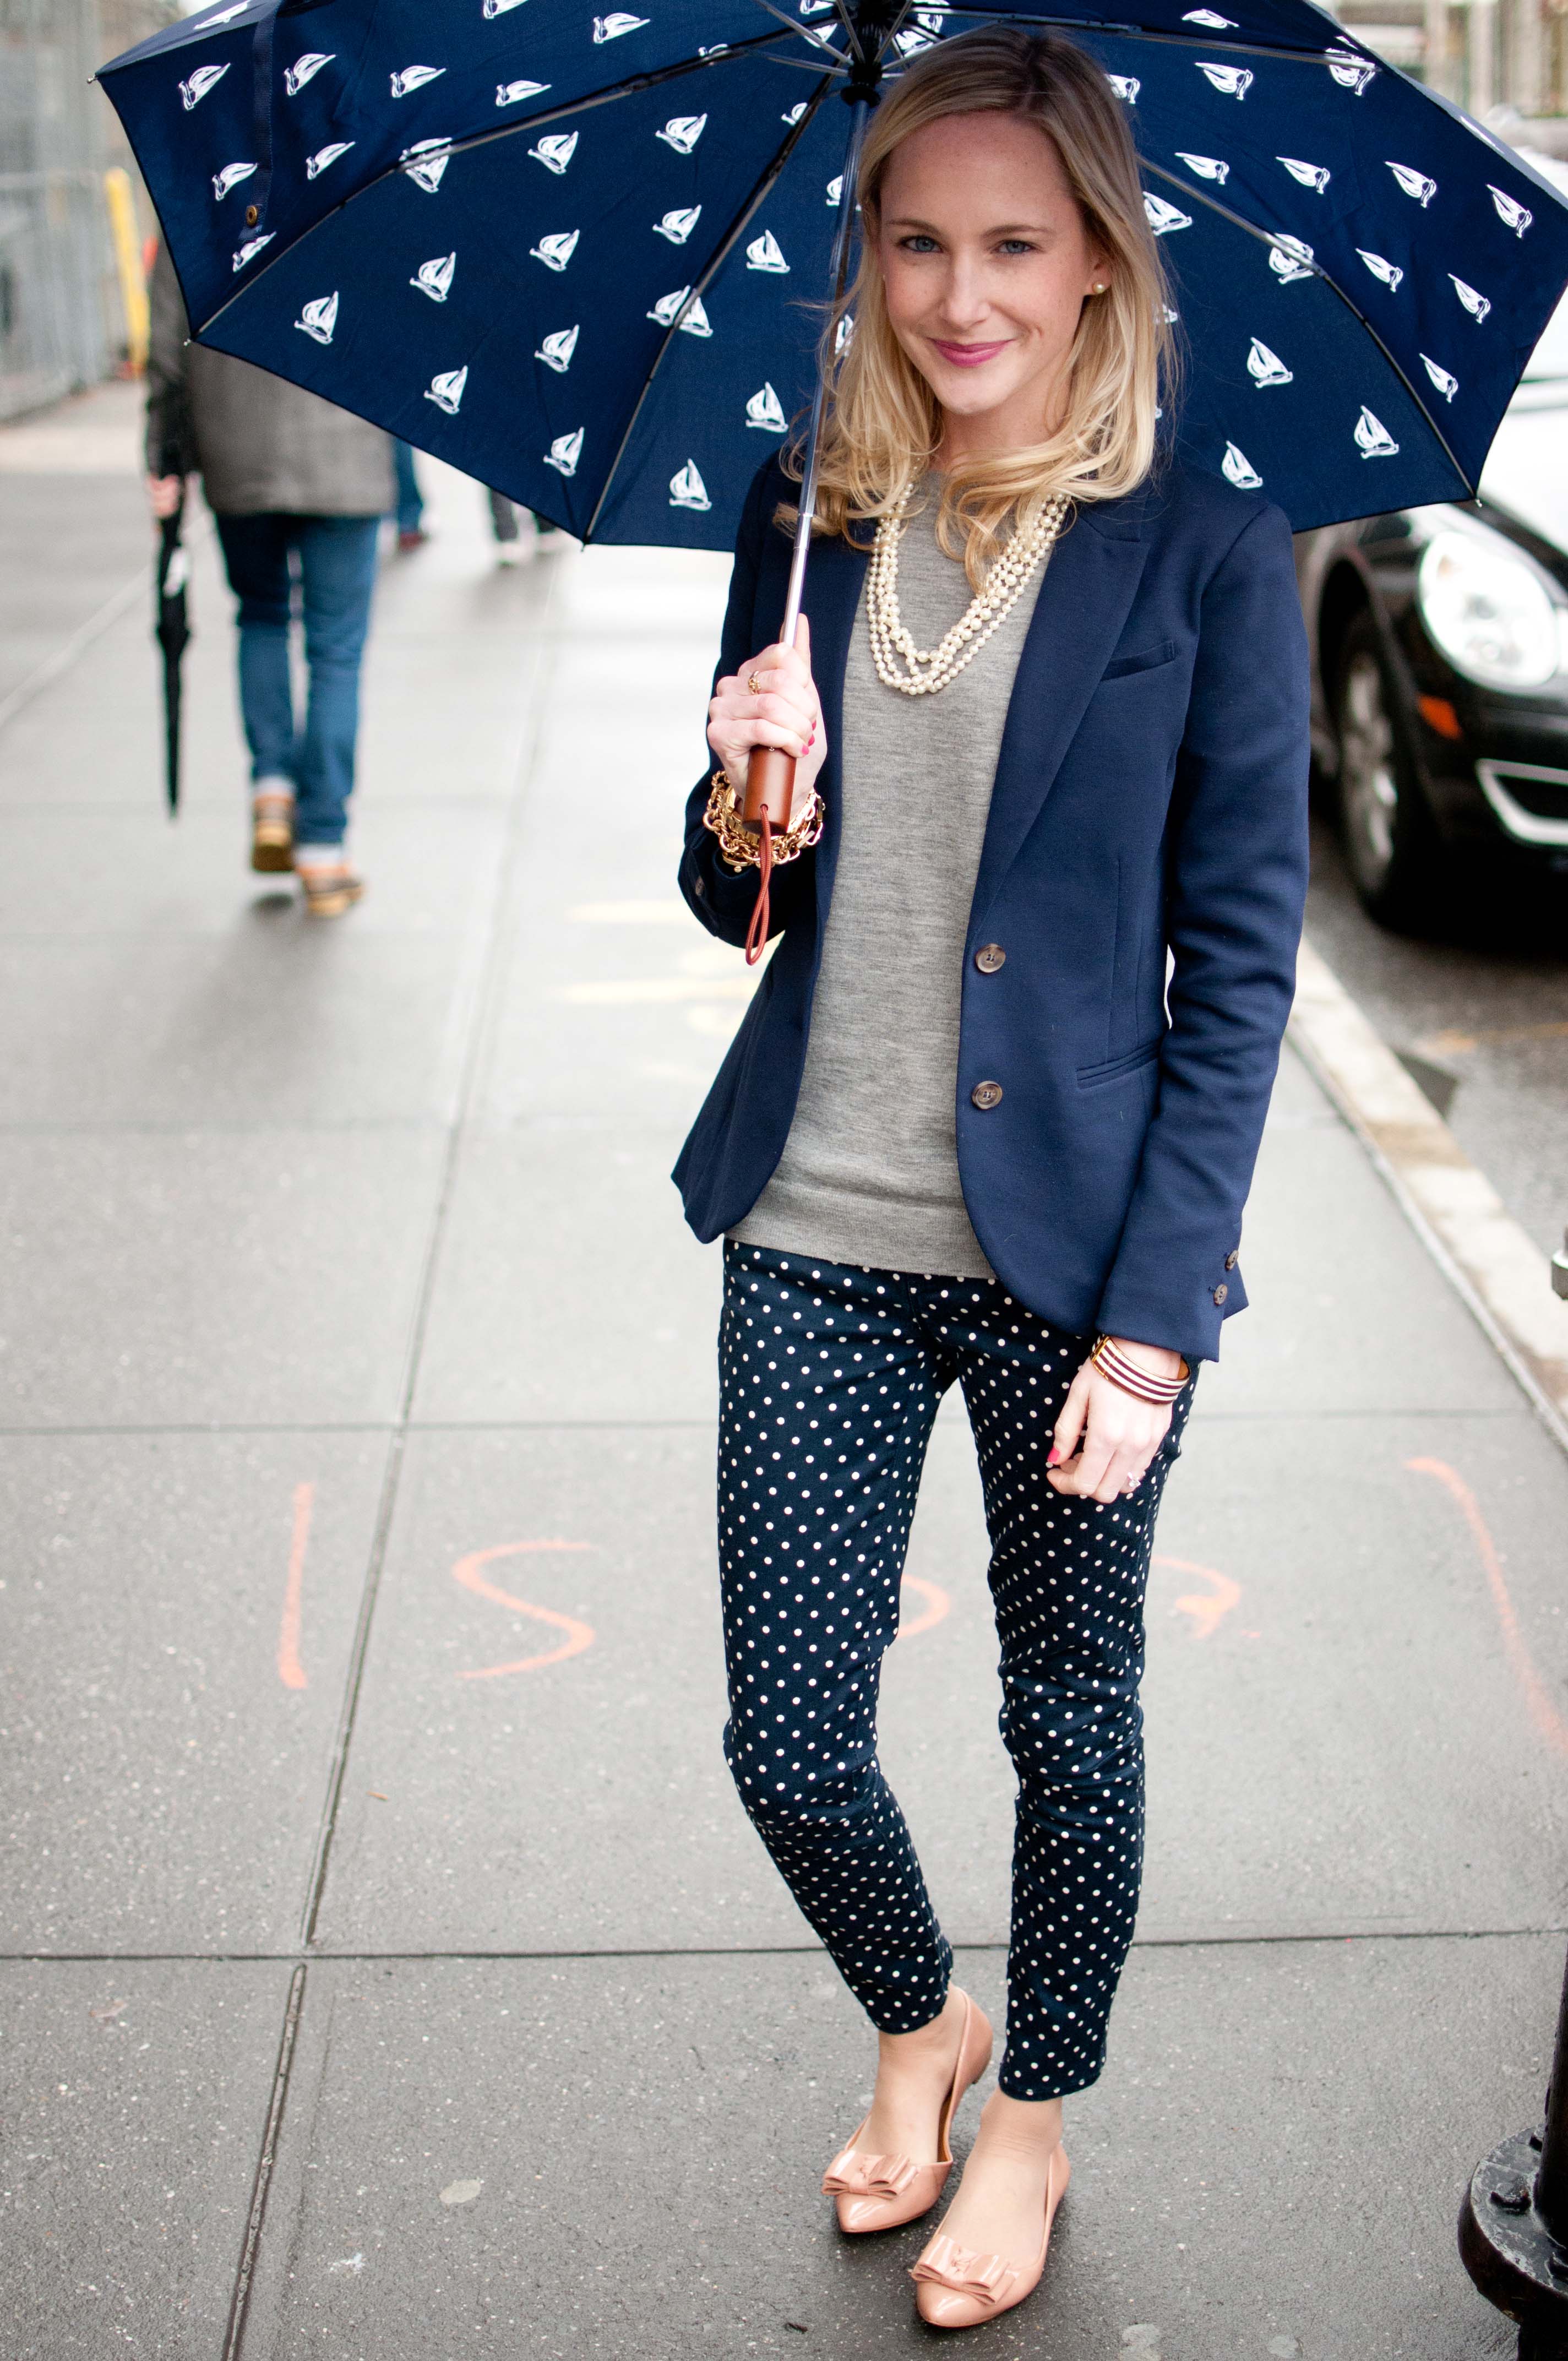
[
  {"x1": 392, "y1": 442, "x2": 424, "y2": 536},
  {"x1": 215, "y1": 512, "x2": 381, "y2": 848},
  {"x1": 717, "y1": 1243, "x2": 1194, "y2": 2101}
]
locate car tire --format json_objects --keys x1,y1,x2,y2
[{"x1": 1331, "y1": 610, "x2": 1446, "y2": 930}]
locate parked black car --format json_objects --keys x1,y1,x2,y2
[{"x1": 1295, "y1": 205, "x2": 1568, "y2": 929}]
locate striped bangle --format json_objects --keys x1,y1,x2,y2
[{"x1": 1091, "y1": 1334, "x2": 1190, "y2": 1403}]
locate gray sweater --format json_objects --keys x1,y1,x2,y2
[
  {"x1": 734, "y1": 489, "x2": 1050, "y2": 1280},
  {"x1": 145, "y1": 243, "x2": 393, "y2": 517}
]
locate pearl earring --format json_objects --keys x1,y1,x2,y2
[{"x1": 1091, "y1": 282, "x2": 1107, "y2": 294}]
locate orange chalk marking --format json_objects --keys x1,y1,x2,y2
[
  {"x1": 277, "y1": 1482, "x2": 314, "y2": 1691},
  {"x1": 1405, "y1": 1457, "x2": 1568, "y2": 1761},
  {"x1": 453, "y1": 1541, "x2": 596, "y2": 1680},
  {"x1": 898, "y1": 1575, "x2": 951, "y2": 1640},
  {"x1": 1155, "y1": 1553, "x2": 1241, "y2": 1640}
]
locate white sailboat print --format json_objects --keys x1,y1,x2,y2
[
  {"x1": 531, "y1": 229, "x2": 580, "y2": 271},
  {"x1": 211, "y1": 162, "x2": 257, "y2": 202},
  {"x1": 1196, "y1": 61, "x2": 1252, "y2": 97},
  {"x1": 400, "y1": 142, "x2": 453, "y2": 193},
  {"x1": 530, "y1": 133, "x2": 578, "y2": 173},
  {"x1": 669, "y1": 461, "x2": 711, "y2": 512},
  {"x1": 654, "y1": 206, "x2": 701, "y2": 244},
  {"x1": 1325, "y1": 48, "x2": 1378, "y2": 92},
  {"x1": 647, "y1": 286, "x2": 693, "y2": 326},
  {"x1": 746, "y1": 384, "x2": 787, "y2": 432},
  {"x1": 179, "y1": 63, "x2": 229, "y2": 108},
  {"x1": 232, "y1": 235, "x2": 273, "y2": 271},
  {"x1": 1386, "y1": 161, "x2": 1436, "y2": 205},
  {"x1": 1277, "y1": 156, "x2": 1330, "y2": 192},
  {"x1": 497, "y1": 79, "x2": 549, "y2": 106},
  {"x1": 746, "y1": 231, "x2": 789, "y2": 274},
  {"x1": 1175, "y1": 153, "x2": 1229, "y2": 183},
  {"x1": 1353, "y1": 405, "x2": 1398, "y2": 457},
  {"x1": 306, "y1": 143, "x2": 354, "y2": 180},
  {"x1": 594, "y1": 13, "x2": 649, "y2": 38},
  {"x1": 1357, "y1": 249, "x2": 1403, "y2": 291},
  {"x1": 1451, "y1": 275, "x2": 1491, "y2": 321},
  {"x1": 1221, "y1": 442, "x2": 1262, "y2": 489},
  {"x1": 295, "y1": 293, "x2": 339, "y2": 346},
  {"x1": 390, "y1": 66, "x2": 445, "y2": 97},
  {"x1": 657, "y1": 115, "x2": 707, "y2": 154},
  {"x1": 826, "y1": 177, "x2": 843, "y2": 206},
  {"x1": 1106, "y1": 75, "x2": 1140, "y2": 101},
  {"x1": 411, "y1": 253, "x2": 456, "y2": 302},
  {"x1": 483, "y1": 0, "x2": 530, "y2": 14},
  {"x1": 284, "y1": 53, "x2": 334, "y2": 95},
  {"x1": 424, "y1": 367, "x2": 468, "y2": 416},
  {"x1": 782, "y1": 102, "x2": 807, "y2": 125},
  {"x1": 1144, "y1": 193, "x2": 1192, "y2": 235},
  {"x1": 545, "y1": 428, "x2": 584, "y2": 476},
  {"x1": 1489, "y1": 186, "x2": 1532, "y2": 236},
  {"x1": 536, "y1": 325, "x2": 579, "y2": 373},
  {"x1": 1420, "y1": 355, "x2": 1458, "y2": 401},
  {"x1": 1246, "y1": 337, "x2": 1292, "y2": 387},
  {"x1": 1267, "y1": 235, "x2": 1315, "y2": 284}
]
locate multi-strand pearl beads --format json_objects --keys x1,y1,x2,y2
[{"x1": 867, "y1": 485, "x2": 1071, "y2": 698}]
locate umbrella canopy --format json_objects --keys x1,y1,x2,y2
[{"x1": 99, "y1": 0, "x2": 1568, "y2": 543}]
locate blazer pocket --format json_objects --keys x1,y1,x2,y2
[
  {"x1": 1076, "y1": 1036, "x2": 1162, "y2": 1090},
  {"x1": 1101, "y1": 639, "x2": 1178, "y2": 681}
]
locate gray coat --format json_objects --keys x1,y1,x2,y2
[{"x1": 145, "y1": 243, "x2": 394, "y2": 518}]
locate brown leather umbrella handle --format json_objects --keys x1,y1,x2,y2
[{"x1": 742, "y1": 743, "x2": 795, "y2": 835}]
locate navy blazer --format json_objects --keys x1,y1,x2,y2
[{"x1": 673, "y1": 454, "x2": 1310, "y2": 1365}]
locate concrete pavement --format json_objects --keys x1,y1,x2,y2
[{"x1": 3, "y1": 385, "x2": 1567, "y2": 2359}]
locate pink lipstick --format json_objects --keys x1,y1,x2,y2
[{"x1": 929, "y1": 338, "x2": 1010, "y2": 368}]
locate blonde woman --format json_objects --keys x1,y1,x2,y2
[{"x1": 676, "y1": 26, "x2": 1309, "y2": 2330}]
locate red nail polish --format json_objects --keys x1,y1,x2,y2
[{"x1": 1047, "y1": 1446, "x2": 1061, "y2": 1466}]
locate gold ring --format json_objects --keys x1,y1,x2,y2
[{"x1": 747, "y1": 670, "x2": 764, "y2": 696}]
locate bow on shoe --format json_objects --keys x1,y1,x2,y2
[
  {"x1": 910, "y1": 2234, "x2": 1016, "y2": 2300},
  {"x1": 821, "y1": 2148, "x2": 922, "y2": 2201}
]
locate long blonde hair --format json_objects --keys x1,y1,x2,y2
[{"x1": 794, "y1": 26, "x2": 1175, "y2": 586}]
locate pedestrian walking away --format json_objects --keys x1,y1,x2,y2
[
  {"x1": 677, "y1": 31, "x2": 1310, "y2": 2331},
  {"x1": 144, "y1": 242, "x2": 393, "y2": 916}
]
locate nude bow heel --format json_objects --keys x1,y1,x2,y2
[
  {"x1": 911, "y1": 2139, "x2": 1071, "y2": 2328},
  {"x1": 821, "y1": 1990, "x2": 993, "y2": 2235}
]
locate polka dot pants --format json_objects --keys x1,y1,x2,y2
[{"x1": 717, "y1": 1241, "x2": 1194, "y2": 2102}]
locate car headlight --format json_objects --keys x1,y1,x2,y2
[{"x1": 1416, "y1": 528, "x2": 1564, "y2": 692}]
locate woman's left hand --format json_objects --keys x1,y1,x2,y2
[{"x1": 1047, "y1": 1337, "x2": 1182, "y2": 1502}]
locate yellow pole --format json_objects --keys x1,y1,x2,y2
[{"x1": 103, "y1": 166, "x2": 149, "y2": 376}]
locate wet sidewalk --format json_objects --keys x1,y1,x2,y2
[{"x1": 3, "y1": 388, "x2": 1565, "y2": 2360}]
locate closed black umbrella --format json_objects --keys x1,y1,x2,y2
[{"x1": 153, "y1": 481, "x2": 190, "y2": 818}]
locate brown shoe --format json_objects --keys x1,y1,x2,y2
[
  {"x1": 297, "y1": 862, "x2": 365, "y2": 918},
  {"x1": 251, "y1": 790, "x2": 296, "y2": 874}
]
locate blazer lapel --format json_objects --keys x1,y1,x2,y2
[{"x1": 969, "y1": 495, "x2": 1153, "y2": 929}]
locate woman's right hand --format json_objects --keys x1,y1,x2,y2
[
  {"x1": 146, "y1": 472, "x2": 185, "y2": 522},
  {"x1": 707, "y1": 615, "x2": 826, "y2": 829}
]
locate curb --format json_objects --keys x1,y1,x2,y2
[{"x1": 1288, "y1": 936, "x2": 1568, "y2": 1456}]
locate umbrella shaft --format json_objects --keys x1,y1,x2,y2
[{"x1": 781, "y1": 94, "x2": 871, "y2": 646}]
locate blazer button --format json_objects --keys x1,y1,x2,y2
[
  {"x1": 1224, "y1": 1249, "x2": 1238, "y2": 1269},
  {"x1": 1213, "y1": 1282, "x2": 1228, "y2": 1305},
  {"x1": 971, "y1": 1080, "x2": 1004, "y2": 1111},
  {"x1": 974, "y1": 943, "x2": 1006, "y2": 973}
]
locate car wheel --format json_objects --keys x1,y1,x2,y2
[{"x1": 1331, "y1": 610, "x2": 1445, "y2": 929}]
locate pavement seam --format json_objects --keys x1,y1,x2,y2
[
  {"x1": 220, "y1": 1962, "x2": 306, "y2": 2361},
  {"x1": 1289, "y1": 935, "x2": 1568, "y2": 1455},
  {"x1": 0, "y1": 566, "x2": 149, "y2": 736}
]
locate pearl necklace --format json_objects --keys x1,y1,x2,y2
[{"x1": 867, "y1": 486, "x2": 1070, "y2": 698}]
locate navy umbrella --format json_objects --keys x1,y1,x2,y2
[{"x1": 97, "y1": 0, "x2": 1568, "y2": 557}]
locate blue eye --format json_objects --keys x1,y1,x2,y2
[
  {"x1": 997, "y1": 238, "x2": 1035, "y2": 255},
  {"x1": 900, "y1": 234, "x2": 940, "y2": 254}
]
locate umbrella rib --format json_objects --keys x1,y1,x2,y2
[
  {"x1": 1142, "y1": 156, "x2": 1478, "y2": 497},
  {"x1": 583, "y1": 72, "x2": 840, "y2": 542},
  {"x1": 749, "y1": 0, "x2": 851, "y2": 56},
  {"x1": 190, "y1": 30, "x2": 800, "y2": 337}
]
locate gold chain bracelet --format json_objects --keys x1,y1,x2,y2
[{"x1": 702, "y1": 771, "x2": 825, "y2": 873}]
